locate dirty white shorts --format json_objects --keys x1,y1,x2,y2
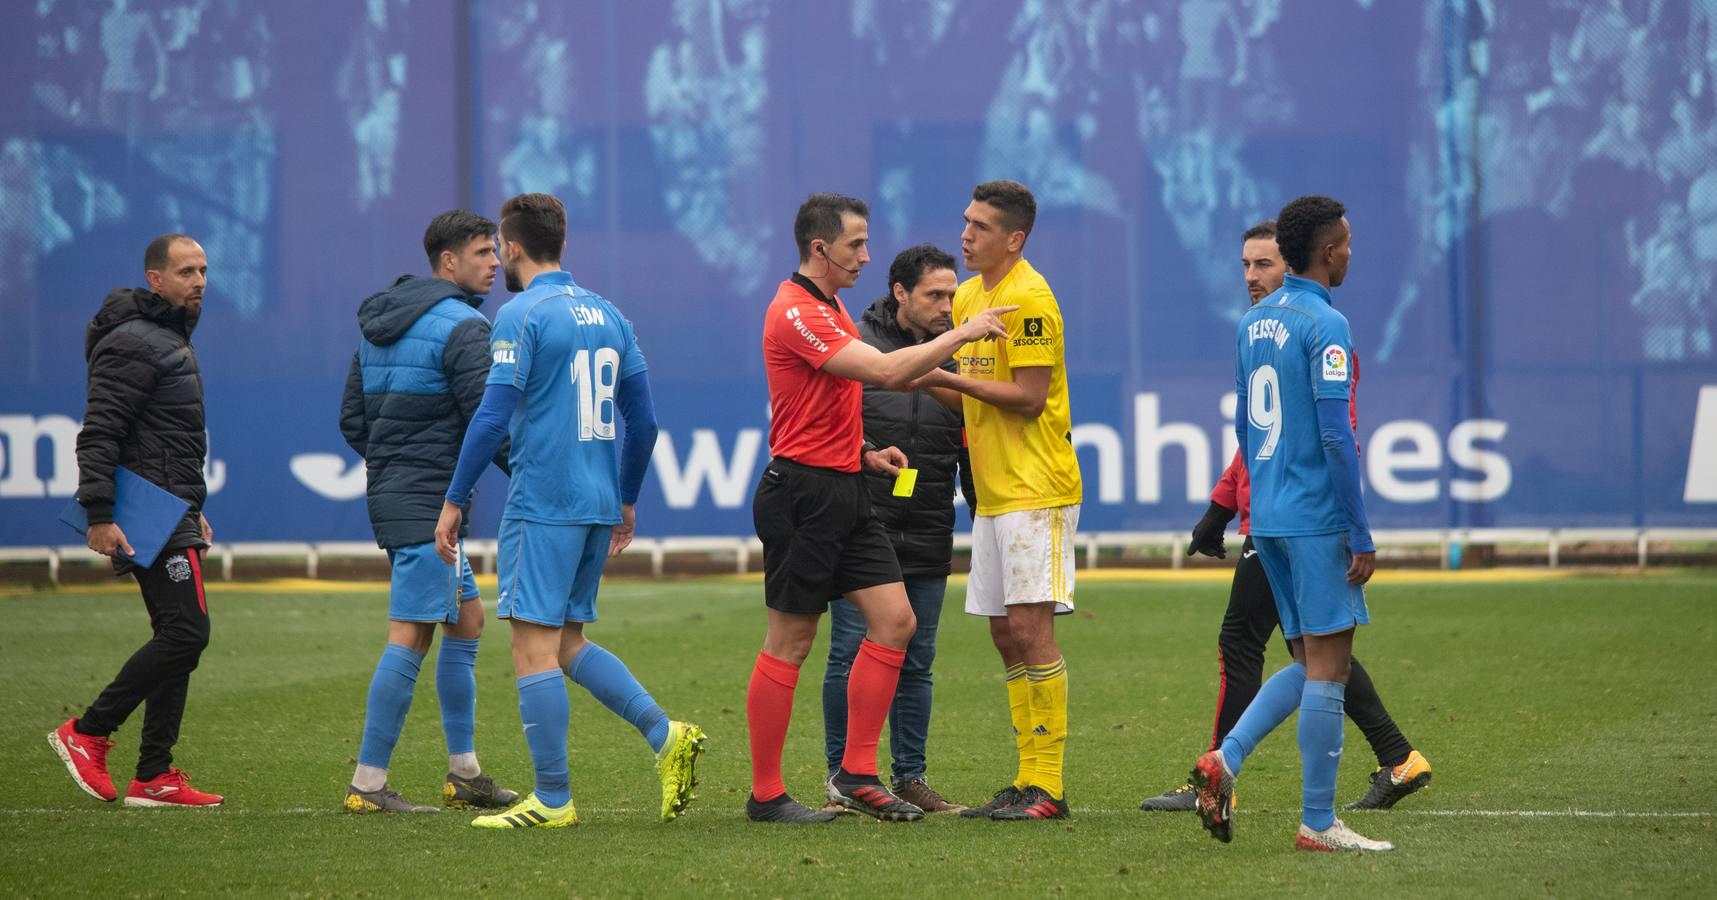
[{"x1": 965, "y1": 504, "x2": 1079, "y2": 617}]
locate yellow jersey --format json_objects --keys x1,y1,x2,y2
[{"x1": 953, "y1": 258, "x2": 1082, "y2": 516}]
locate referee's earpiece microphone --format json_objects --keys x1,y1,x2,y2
[{"x1": 819, "y1": 244, "x2": 861, "y2": 275}]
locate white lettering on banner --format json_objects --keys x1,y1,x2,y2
[
  {"x1": 1071, "y1": 423, "x2": 1124, "y2": 503},
  {"x1": 1113, "y1": 393, "x2": 1511, "y2": 506},
  {"x1": 0, "y1": 414, "x2": 79, "y2": 497},
  {"x1": 1687, "y1": 385, "x2": 1717, "y2": 502},
  {"x1": 1448, "y1": 420, "x2": 1511, "y2": 502},
  {"x1": 1133, "y1": 393, "x2": 1213, "y2": 503},
  {"x1": 289, "y1": 453, "x2": 367, "y2": 500},
  {"x1": 652, "y1": 428, "x2": 764, "y2": 509},
  {"x1": 0, "y1": 416, "x2": 226, "y2": 498},
  {"x1": 1368, "y1": 421, "x2": 1441, "y2": 503}
]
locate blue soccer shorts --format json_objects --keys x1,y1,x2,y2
[
  {"x1": 1250, "y1": 532, "x2": 1369, "y2": 640},
  {"x1": 387, "y1": 540, "x2": 479, "y2": 623},
  {"x1": 496, "y1": 518, "x2": 611, "y2": 626}
]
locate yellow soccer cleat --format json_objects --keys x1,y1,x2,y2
[
  {"x1": 654, "y1": 721, "x2": 707, "y2": 822},
  {"x1": 470, "y1": 792, "x2": 578, "y2": 829}
]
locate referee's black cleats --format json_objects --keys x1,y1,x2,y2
[
  {"x1": 826, "y1": 770, "x2": 924, "y2": 822},
  {"x1": 746, "y1": 792, "x2": 838, "y2": 824}
]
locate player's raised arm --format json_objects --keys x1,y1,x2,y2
[{"x1": 819, "y1": 306, "x2": 1013, "y2": 389}]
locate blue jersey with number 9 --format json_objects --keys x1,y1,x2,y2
[
  {"x1": 487, "y1": 270, "x2": 647, "y2": 526},
  {"x1": 1234, "y1": 274, "x2": 1354, "y2": 537}
]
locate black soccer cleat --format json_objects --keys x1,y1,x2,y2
[
  {"x1": 990, "y1": 786, "x2": 1070, "y2": 820},
  {"x1": 958, "y1": 785, "x2": 1025, "y2": 819},
  {"x1": 746, "y1": 792, "x2": 839, "y2": 824},
  {"x1": 826, "y1": 770, "x2": 924, "y2": 822},
  {"x1": 1138, "y1": 781, "x2": 1198, "y2": 812},
  {"x1": 1344, "y1": 751, "x2": 1433, "y2": 810}
]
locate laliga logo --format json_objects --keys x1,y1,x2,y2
[{"x1": 1325, "y1": 347, "x2": 1346, "y2": 370}]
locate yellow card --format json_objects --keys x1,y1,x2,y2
[{"x1": 892, "y1": 467, "x2": 918, "y2": 497}]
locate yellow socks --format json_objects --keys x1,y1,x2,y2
[
  {"x1": 1005, "y1": 663, "x2": 1036, "y2": 790},
  {"x1": 1025, "y1": 657, "x2": 1068, "y2": 800}
]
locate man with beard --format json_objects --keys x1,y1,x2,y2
[{"x1": 50, "y1": 234, "x2": 224, "y2": 808}]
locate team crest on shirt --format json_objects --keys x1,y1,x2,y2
[
  {"x1": 1322, "y1": 345, "x2": 1348, "y2": 382},
  {"x1": 165, "y1": 554, "x2": 192, "y2": 583}
]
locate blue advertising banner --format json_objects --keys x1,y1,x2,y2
[{"x1": 2, "y1": 0, "x2": 1714, "y2": 545}]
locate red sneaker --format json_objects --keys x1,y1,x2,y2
[
  {"x1": 125, "y1": 769, "x2": 224, "y2": 807},
  {"x1": 48, "y1": 718, "x2": 116, "y2": 802}
]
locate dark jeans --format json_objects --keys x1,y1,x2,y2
[
  {"x1": 822, "y1": 574, "x2": 946, "y2": 781},
  {"x1": 78, "y1": 548, "x2": 211, "y2": 780},
  {"x1": 1214, "y1": 537, "x2": 1413, "y2": 768}
]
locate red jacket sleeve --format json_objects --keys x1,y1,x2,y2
[{"x1": 1211, "y1": 448, "x2": 1243, "y2": 510}]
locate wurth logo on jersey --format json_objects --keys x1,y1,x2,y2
[
  {"x1": 1322, "y1": 345, "x2": 1349, "y2": 382},
  {"x1": 785, "y1": 305, "x2": 830, "y2": 353}
]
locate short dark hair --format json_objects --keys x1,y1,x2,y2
[
  {"x1": 498, "y1": 193, "x2": 566, "y2": 264},
  {"x1": 794, "y1": 193, "x2": 870, "y2": 264},
  {"x1": 888, "y1": 243, "x2": 958, "y2": 296},
  {"x1": 971, "y1": 179, "x2": 1037, "y2": 238},
  {"x1": 1275, "y1": 196, "x2": 1346, "y2": 273},
  {"x1": 1241, "y1": 219, "x2": 1277, "y2": 242},
  {"x1": 143, "y1": 233, "x2": 194, "y2": 274},
  {"x1": 423, "y1": 209, "x2": 498, "y2": 271}
]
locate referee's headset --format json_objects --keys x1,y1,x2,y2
[{"x1": 817, "y1": 242, "x2": 862, "y2": 275}]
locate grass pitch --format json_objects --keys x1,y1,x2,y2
[{"x1": 4, "y1": 569, "x2": 1715, "y2": 897}]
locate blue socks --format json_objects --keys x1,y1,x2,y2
[
  {"x1": 357, "y1": 644, "x2": 424, "y2": 769},
  {"x1": 437, "y1": 637, "x2": 480, "y2": 756},
  {"x1": 1219, "y1": 661, "x2": 1306, "y2": 777},
  {"x1": 517, "y1": 669, "x2": 571, "y2": 807},
  {"x1": 566, "y1": 643, "x2": 671, "y2": 753},
  {"x1": 1298, "y1": 680, "x2": 1346, "y2": 831}
]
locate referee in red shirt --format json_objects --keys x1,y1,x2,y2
[{"x1": 745, "y1": 193, "x2": 1011, "y2": 824}]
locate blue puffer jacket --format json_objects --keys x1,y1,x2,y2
[{"x1": 339, "y1": 275, "x2": 505, "y2": 548}]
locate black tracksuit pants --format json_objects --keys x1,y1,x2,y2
[
  {"x1": 76, "y1": 547, "x2": 211, "y2": 781},
  {"x1": 1211, "y1": 537, "x2": 1414, "y2": 768}
]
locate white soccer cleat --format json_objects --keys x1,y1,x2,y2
[{"x1": 1294, "y1": 818, "x2": 1394, "y2": 852}]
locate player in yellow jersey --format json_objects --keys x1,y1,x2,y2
[{"x1": 915, "y1": 180, "x2": 1081, "y2": 820}]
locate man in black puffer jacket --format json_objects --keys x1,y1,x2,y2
[
  {"x1": 822, "y1": 244, "x2": 975, "y2": 814},
  {"x1": 50, "y1": 234, "x2": 225, "y2": 808},
  {"x1": 335, "y1": 210, "x2": 518, "y2": 814}
]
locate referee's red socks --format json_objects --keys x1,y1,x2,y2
[
  {"x1": 747, "y1": 651, "x2": 800, "y2": 802},
  {"x1": 839, "y1": 639, "x2": 907, "y2": 777}
]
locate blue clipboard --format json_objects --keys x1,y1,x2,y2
[{"x1": 59, "y1": 466, "x2": 192, "y2": 569}]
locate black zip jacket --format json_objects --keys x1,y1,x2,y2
[{"x1": 857, "y1": 295, "x2": 976, "y2": 576}]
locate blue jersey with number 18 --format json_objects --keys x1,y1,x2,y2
[
  {"x1": 1234, "y1": 273, "x2": 1355, "y2": 538},
  {"x1": 486, "y1": 270, "x2": 647, "y2": 526}
]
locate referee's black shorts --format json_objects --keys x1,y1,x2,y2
[{"x1": 752, "y1": 457, "x2": 902, "y2": 615}]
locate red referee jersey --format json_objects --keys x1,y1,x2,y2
[
  {"x1": 762, "y1": 274, "x2": 864, "y2": 472},
  {"x1": 1217, "y1": 353, "x2": 1361, "y2": 534}
]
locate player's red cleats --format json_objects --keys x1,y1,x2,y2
[
  {"x1": 48, "y1": 718, "x2": 115, "y2": 802},
  {"x1": 124, "y1": 769, "x2": 224, "y2": 807}
]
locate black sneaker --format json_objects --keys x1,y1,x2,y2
[
  {"x1": 826, "y1": 770, "x2": 923, "y2": 822},
  {"x1": 746, "y1": 792, "x2": 839, "y2": 824},
  {"x1": 1138, "y1": 781, "x2": 1198, "y2": 812},
  {"x1": 991, "y1": 786, "x2": 1070, "y2": 820},
  {"x1": 443, "y1": 771, "x2": 521, "y2": 810},
  {"x1": 958, "y1": 785, "x2": 1025, "y2": 819}
]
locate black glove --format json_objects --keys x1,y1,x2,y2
[{"x1": 1186, "y1": 501, "x2": 1237, "y2": 558}]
